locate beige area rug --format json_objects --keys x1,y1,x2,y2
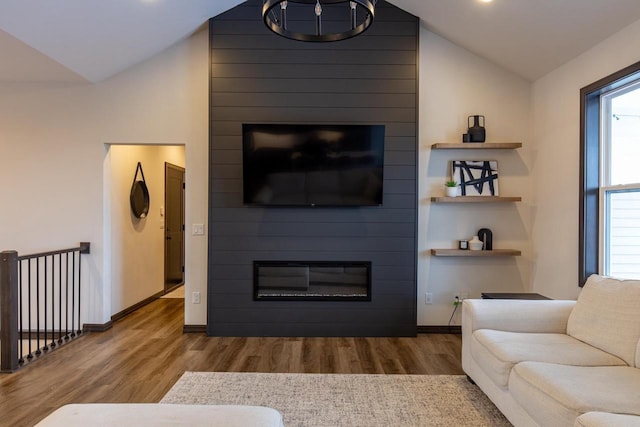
[{"x1": 161, "y1": 372, "x2": 511, "y2": 426}]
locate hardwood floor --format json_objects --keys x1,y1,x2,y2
[{"x1": 0, "y1": 298, "x2": 463, "y2": 426}]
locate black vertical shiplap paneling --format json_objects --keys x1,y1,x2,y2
[{"x1": 208, "y1": 0, "x2": 418, "y2": 336}]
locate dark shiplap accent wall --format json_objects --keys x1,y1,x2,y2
[{"x1": 208, "y1": 0, "x2": 418, "y2": 336}]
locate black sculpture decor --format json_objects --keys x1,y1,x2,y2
[
  {"x1": 467, "y1": 115, "x2": 486, "y2": 142},
  {"x1": 478, "y1": 228, "x2": 493, "y2": 251},
  {"x1": 130, "y1": 162, "x2": 150, "y2": 219}
]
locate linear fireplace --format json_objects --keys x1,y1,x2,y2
[{"x1": 253, "y1": 261, "x2": 371, "y2": 301}]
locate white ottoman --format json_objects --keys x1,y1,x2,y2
[{"x1": 35, "y1": 404, "x2": 284, "y2": 427}]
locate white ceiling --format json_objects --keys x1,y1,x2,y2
[{"x1": 1, "y1": 0, "x2": 640, "y2": 84}]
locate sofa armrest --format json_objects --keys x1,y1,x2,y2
[{"x1": 462, "y1": 299, "x2": 576, "y2": 334}]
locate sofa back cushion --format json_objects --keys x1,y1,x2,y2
[{"x1": 567, "y1": 275, "x2": 640, "y2": 367}]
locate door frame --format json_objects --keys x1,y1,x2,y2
[{"x1": 164, "y1": 162, "x2": 185, "y2": 292}]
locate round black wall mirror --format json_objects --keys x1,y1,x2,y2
[{"x1": 130, "y1": 162, "x2": 150, "y2": 219}]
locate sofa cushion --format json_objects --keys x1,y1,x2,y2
[
  {"x1": 472, "y1": 330, "x2": 626, "y2": 387},
  {"x1": 575, "y1": 412, "x2": 640, "y2": 427},
  {"x1": 509, "y1": 362, "x2": 640, "y2": 426},
  {"x1": 567, "y1": 274, "x2": 640, "y2": 367}
]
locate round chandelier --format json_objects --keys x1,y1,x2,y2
[{"x1": 262, "y1": 0, "x2": 377, "y2": 42}]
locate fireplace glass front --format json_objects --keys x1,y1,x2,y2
[{"x1": 254, "y1": 261, "x2": 371, "y2": 301}]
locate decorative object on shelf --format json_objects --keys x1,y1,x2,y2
[
  {"x1": 452, "y1": 160, "x2": 499, "y2": 196},
  {"x1": 444, "y1": 180, "x2": 458, "y2": 197},
  {"x1": 469, "y1": 235, "x2": 483, "y2": 251},
  {"x1": 458, "y1": 239, "x2": 469, "y2": 250},
  {"x1": 130, "y1": 162, "x2": 150, "y2": 219},
  {"x1": 467, "y1": 115, "x2": 486, "y2": 142},
  {"x1": 262, "y1": 0, "x2": 377, "y2": 42},
  {"x1": 462, "y1": 133, "x2": 471, "y2": 142},
  {"x1": 477, "y1": 228, "x2": 493, "y2": 251}
]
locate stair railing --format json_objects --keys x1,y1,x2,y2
[{"x1": 0, "y1": 242, "x2": 90, "y2": 372}]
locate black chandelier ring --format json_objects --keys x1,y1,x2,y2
[{"x1": 262, "y1": 0, "x2": 376, "y2": 42}]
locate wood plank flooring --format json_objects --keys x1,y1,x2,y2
[{"x1": 0, "y1": 298, "x2": 462, "y2": 427}]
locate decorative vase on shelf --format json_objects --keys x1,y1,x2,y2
[
  {"x1": 467, "y1": 115, "x2": 486, "y2": 143},
  {"x1": 478, "y1": 228, "x2": 493, "y2": 251},
  {"x1": 469, "y1": 235, "x2": 483, "y2": 251}
]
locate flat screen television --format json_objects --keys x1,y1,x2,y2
[{"x1": 242, "y1": 124, "x2": 385, "y2": 207}]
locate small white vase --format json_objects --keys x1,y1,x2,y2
[
  {"x1": 445, "y1": 186, "x2": 458, "y2": 197},
  {"x1": 469, "y1": 235, "x2": 483, "y2": 251}
]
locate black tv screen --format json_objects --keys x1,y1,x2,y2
[{"x1": 242, "y1": 124, "x2": 385, "y2": 206}]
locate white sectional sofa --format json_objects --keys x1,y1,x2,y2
[{"x1": 462, "y1": 274, "x2": 640, "y2": 427}]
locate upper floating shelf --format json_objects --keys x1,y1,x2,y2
[{"x1": 431, "y1": 142, "x2": 522, "y2": 150}]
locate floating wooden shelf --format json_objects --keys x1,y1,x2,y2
[
  {"x1": 430, "y1": 249, "x2": 522, "y2": 257},
  {"x1": 431, "y1": 142, "x2": 522, "y2": 150},
  {"x1": 431, "y1": 196, "x2": 522, "y2": 203}
]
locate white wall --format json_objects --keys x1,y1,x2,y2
[
  {"x1": 0, "y1": 82, "x2": 107, "y2": 322},
  {"x1": 0, "y1": 25, "x2": 209, "y2": 325},
  {"x1": 531, "y1": 18, "x2": 640, "y2": 299},
  {"x1": 107, "y1": 145, "x2": 185, "y2": 315},
  {"x1": 417, "y1": 28, "x2": 533, "y2": 325},
  {"x1": 97, "y1": 26, "x2": 209, "y2": 325}
]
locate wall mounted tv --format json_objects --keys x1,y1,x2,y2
[{"x1": 242, "y1": 123, "x2": 385, "y2": 207}]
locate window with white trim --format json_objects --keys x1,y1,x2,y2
[
  {"x1": 600, "y1": 81, "x2": 640, "y2": 279},
  {"x1": 580, "y1": 61, "x2": 640, "y2": 285}
]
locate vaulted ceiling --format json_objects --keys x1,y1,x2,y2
[{"x1": 2, "y1": 0, "x2": 640, "y2": 84}]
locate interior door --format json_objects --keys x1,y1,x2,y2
[{"x1": 165, "y1": 162, "x2": 185, "y2": 291}]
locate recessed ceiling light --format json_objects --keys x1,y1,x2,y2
[{"x1": 478, "y1": 0, "x2": 493, "y2": 3}]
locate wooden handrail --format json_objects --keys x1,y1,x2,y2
[{"x1": 17, "y1": 242, "x2": 90, "y2": 261}]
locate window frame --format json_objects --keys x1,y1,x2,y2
[{"x1": 579, "y1": 60, "x2": 640, "y2": 286}]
